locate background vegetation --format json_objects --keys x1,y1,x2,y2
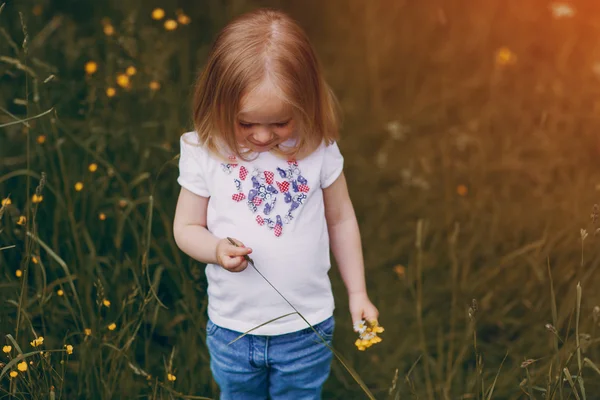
[{"x1": 2, "y1": 0, "x2": 600, "y2": 398}]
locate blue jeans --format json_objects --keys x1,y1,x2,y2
[{"x1": 206, "y1": 316, "x2": 335, "y2": 400}]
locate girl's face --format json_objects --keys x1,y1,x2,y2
[{"x1": 235, "y1": 81, "x2": 297, "y2": 153}]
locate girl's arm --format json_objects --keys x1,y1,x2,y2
[
  {"x1": 323, "y1": 172, "x2": 379, "y2": 324},
  {"x1": 173, "y1": 187, "x2": 252, "y2": 272}
]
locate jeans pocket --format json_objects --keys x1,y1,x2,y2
[
  {"x1": 314, "y1": 317, "x2": 335, "y2": 342},
  {"x1": 206, "y1": 319, "x2": 219, "y2": 336}
]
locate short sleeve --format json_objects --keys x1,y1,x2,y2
[
  {"x1": 177, "y1": 133, "x2": 210, "y2": 197},
  {"x1": 320, "y1": 141, "x2": 344, "y2": 188}
]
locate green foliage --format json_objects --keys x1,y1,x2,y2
[{"x1": 2, "y1": 0, "x2": 600, "y2": 399}]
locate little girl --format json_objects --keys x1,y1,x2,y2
[{"x1": 173, "y1": 8, "x2": 379, "y2": 399}]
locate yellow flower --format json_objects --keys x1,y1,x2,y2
[
  {"x1": 118, "y1": 199, "x2": 127, "y2": 208},
  {"x1": 32, "y1": 194, "x2": 43, "y2": 204},
  {"x1": 65, "y1": 344, "x2": 73, "y2": 355},
  {"x1": 106, "y1": 87, "x2": 116, "y2": 97},
  {"x1": 126, "y1": 66, "x2": 137, "y2": 76},
  {"x1": 74, "y1": 182, "x2": 84, "y2": 192},
  {"x1": 84, "y1": 328, "x2": 92, "y2": 336},
  {"x1": 17, "y1": 361, "x2": 27, "y2": 372},
  {"x1": 149, "y1": 81, "x2": 161, "y2": 91},
  {"x1": 85, "y1": 61, "x2": 98, "y2": 75},
  {"x1": 177, "y1": 14, "x2": 191, "y2": 25},
  {"x1": 30, "y1": 336, "x2": 44, "y2": 347},
  {"x1": 495, "y1": 47, "x2": 516, "y2": 66},
  {"x1": 456, "y1": 184, "x2": 468, "y2": 197},
  {"x1": 99, "y1": 213, "x2": 107, "y2": 221},
  {"x1": 103, "y1": 24, "x2": 115, "y2": 36},
  {"x1": 57, "y1": 289, "x2": 64, "y2": 296},
  {"x1": 164, "y1": 19, "x2": 178, "y2": 31},
  {"x1": 108, "y1": 323, "x2": 116, "y2": 331},
  {"x1": 2, "y1": 345, "x2": 11, "y2": 353},
  {"x1": 393, "y1": 265, "x2": 405, "y2": 278},
  {"x1": 167, "y1": 373, "x2": 176, "y2": 381},
  {"x1": 116, "y1": 74, "x2": 130, "y2": 89},
  {"x1": 32, "y1": 256, "x2": 39, "y2": 264},
  {"x1": 88, "y1": 163, "x2": 98, "y2": 172},
  {"x1": 2, "y1": 198, "x2": 12, "y2": 206},
  {"x1": 15, "y1": 269, "x2": 22, "y2": 278},
  {"x1": 17, "y1": 216, "x2": 26, "y2": 225},
  {"x1": 151, "y1": 8, "x2": 165, "y2": 20},
  {"x1": 9, "y1": 371, "x2": 18, "y2": 378},
  {"x1": 36, "y1": 135, "x2": 46, "y2": 144},
  {"x1": 103, "y1": 299, "x2": 111, "y2": 307}
]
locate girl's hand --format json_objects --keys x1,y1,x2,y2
[
  {"x1": 216, "y1": 238, "x2": 252, "y2": 272},
  {"x1": 349, "y1": 291, "x2": 379, "y2": 325}
]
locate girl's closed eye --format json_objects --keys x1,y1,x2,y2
[
  {"x1": 239, "y1": 122, "x2": 255, "y2": 129},
  {"x1": 273, "y1": 120, "x2": 290, "y2": 128}
]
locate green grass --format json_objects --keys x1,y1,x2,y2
[{"x1": 3, "y1": 0, "x2": 600, "y2": 398}]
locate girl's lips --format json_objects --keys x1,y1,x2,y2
[{"x1": 247, "y1": 138, "x2": 278, "y2": 148}]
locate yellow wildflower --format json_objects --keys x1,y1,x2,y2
[
  {"x1": 37, "y1": 135, "x2": 46, "y2": 144},
  {"x1": 57, "y1": 289, "x2": 64, "y2": 296},
  {"x1": 85, "y1": 61, "x2": 98, "y2": 75},
  {"x1": 89, "y1": 163, "x2": 98, "y2": 172},
  {"x1": 17, "y1": 361, "x2": 27, "y2": 372},
  {"x1": 2, "y1": 198, "x2": 11, "y2": 206},
  {"x1": 354, "y1": 319, "x2": 384, "y2": 351},
  {"x1": 118, "y1": 199, "x2": 127, "y2": 208},
  {"x1": 103, "y1": 299, "x2": 111, "y2": 307},
  {"x1": 177, "y1": 13, "x2": 191, "y2": 25},
  {"x1": 126, "y1": 66, "x2": 137, "y2": 76},
  {"x1": 393, "y1": 265, "x2": 405, "y2": 278},
  {"x1": 103, "y1": 24, "x2": 115, "y2": 36},
  {"x1": 151, "y1": 8, "x2": 165, "y2": 20},
  {"x1": 32, "y1": 194, "x2": 43, "y2": 204},
  {"x1": 2, "y1": 345, "x2": 11, "y2": 353},
  {"x1": 106, "y1": 87, "x2": 116, "y2": 97},
  {"x1": 65, "y1": 344, "x2": 73, "y2": 355},
  {"x1": 84, "y1": 328, "x2": 92, "y2": 336},
  {"x1": 32, "y1": 256, "x2": 39, "y2": 264},
  {"x1": 149, "y1": 81, "x2": 161, "y2": 91},
  {"x1": 17, "y1": 216, "x2": 26, "y2": 225},
  {"x1": 167, "y1": 373, "x2": 176, "y2": 381},
  {"x1": 15, "y1": 269, "x2": 22, "y2": 278},
  {"x1": 108, "y1": 323, "x2": 116, "y2": 331},
  {"x1": 99, "y1": 213, "x2": 107, "y2": 221},
  {"x1": 456, "y1": 184, "x2": 468, "y2": 197},
  {"x1": 74, "y1": 182, "x2": 84, "y2": 192},
  {"x1": 164, "y1": 19, "x2": 178, "y2": 31},
  {"x1": 495, "y1": 47, "x2": 516, "y2": 66},
  {"x1": 30, "y1": 336, "x2": 44, "y2": 347},
  {"x1": 9, "y1": 371, "x2": 18, "y2": 378},
  {"x1": 116, "y1": 74, "x2": 130, "y2": 89}
]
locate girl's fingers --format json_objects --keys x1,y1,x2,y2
[
  {"x1": 364, "y1": 305, "x2": 379, "y2": 322},
  {"x1": 229, "y1": 244, "x2": 252, "y2": 256},
  {"x1": 224, "y1": 256, "x2": 248, "y2": 272}
]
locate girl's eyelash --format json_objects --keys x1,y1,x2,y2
[{"x1": 239, "y1": 121, "x2": 290, "y2": 128}]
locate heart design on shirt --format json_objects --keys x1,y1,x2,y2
[{"x1": 221, "y1": 160, "x2": 311, "y2": 237}]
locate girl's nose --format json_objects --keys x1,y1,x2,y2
[{"x1": 251, "y1": 128, "x2": 274, "y2": 144}]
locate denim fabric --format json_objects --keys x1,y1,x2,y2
[{"x1": 206, "y1": 316, "x2": 335, "y2": 400}]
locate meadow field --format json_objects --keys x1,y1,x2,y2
[{"x1": 3, "y1": 0, "x2": 600, "y2": 398}]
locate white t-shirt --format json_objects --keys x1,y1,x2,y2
[{"x1": 177, "y1": 131, "x2": 344, "y2": 335}]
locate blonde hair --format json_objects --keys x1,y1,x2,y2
[{"x1": 192, "y1": 8, "x2": 340, "y2": 161}]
